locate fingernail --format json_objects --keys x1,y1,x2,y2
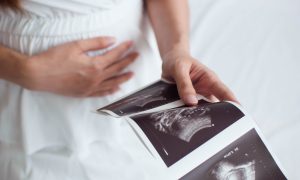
[
  {"x1": 106, "y1": 37, "x2": 116, "y2": 44},
  {"x1": 132, "y1": 52, "x2": 139, "y2": 58},
  {"x1": 129, "y1": 72, "x2": 134, "y2": 77},
  {"x1": 126, "y1": 40, "x2": 134, "y2": 47},
  {"x1": 185, "y1": 95, "x2": 198, "y2": 105},
  {"x1": 127, "y1": 71, "x2": 134, "y2": 75}
]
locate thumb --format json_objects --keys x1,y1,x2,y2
[{"x1": 174, "y1": 65, "x2": 198, "y2": 106}]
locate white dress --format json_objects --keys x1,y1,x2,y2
[{"x1": 0, "y1": 1, "x2": 168, "y2": 179}]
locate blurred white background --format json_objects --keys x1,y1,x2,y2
[{"x1": 189, "y1": 0, "x2": 300, "y2": 179}]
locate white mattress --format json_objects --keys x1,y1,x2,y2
[{"x1": 189, "y1": 0, "x2": 300, "y2": 179}]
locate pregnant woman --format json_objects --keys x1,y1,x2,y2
[{"x1": 0, "y1": 0, "x2": 237, "y2": 179}]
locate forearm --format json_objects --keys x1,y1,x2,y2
[
  {"x1": 0, "y1": 45, "x2": 27, "y2": 84},
  {"x1": 0, "y1": 38, "x2": 138, "y2": 97},
  {"x1": 146, "y1": 0, "x2": 190, "y2": 58}
]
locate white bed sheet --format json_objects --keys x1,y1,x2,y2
[
  {"x1": 1, "y1": 0, "x2": 299, "y2": 180},
  {"x1": 189, "y1": 0, "x2": 300, "y2": 179}
]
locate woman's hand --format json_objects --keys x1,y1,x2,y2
[
  {"x1": 162, "y1": 51, "x2": 238, "y2": 105},
  {"x1": 146, "y1": 0, "x2": 238, "y2": 105},
  {"x1": 17, "y1": 37, "x2": 138, "y2": 97}
]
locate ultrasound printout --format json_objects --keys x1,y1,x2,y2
[
  {"x1": 98, "y1": 80, "x2": 180, "y2": 117},
  {"x1": 180, "y1": 129, "x2": 287, "y2": 180},
  {"x1": 131, "y1": 101, "x2": 245, "y2": 167}
]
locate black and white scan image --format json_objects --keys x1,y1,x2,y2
[
  {"x1": 98, "y1": 80, "x2": 180, "y2": 116},
  {"x1": 150, "y1": 105, "x2": 212, "y2": 142},
  {"x1": 180, "y1": 129, "x2": 287, "y2": 180},
  {"x1": 131, "y1": 101, "x2": 245, "y2": 167}
]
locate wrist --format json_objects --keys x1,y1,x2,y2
[
  {"x1": 161, "y1": 49, "x2": 193, "y2": 78},
  {"x1": 0, "y1": 46, "x2": 33, "y2": 88},
  {"x1": 15, "y1": 56, "x2": 38, "y2": 90},
  {"x1": 161, "y1": 43, "x2": 190, "y2": 62},
  {"x1": 161, "y1": 47, "x2": 191, "y2": 71}
]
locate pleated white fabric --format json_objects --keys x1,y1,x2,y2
[{"x1": 0, "y1": 1, "x2": 167, "y2": 179}]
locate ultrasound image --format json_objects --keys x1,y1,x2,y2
[
  {"x1": 150, "y1": 106, "x2": 213, "y2": 142},
  {"x1": 180, "y1": 129, "x2": 287, "y2": 180},
  {"x1": 131, "y1": 101, "x2": 245, "y2": 167},
  {"x1": 211, "y1": 160, "x2": 255, "y2": 180},
  {"x1": 98, "y1": 80, "x2": 180, "y2": 116}
]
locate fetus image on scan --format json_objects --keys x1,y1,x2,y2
[
  {"x1": 180, "y1": 129, "x2": 287, "y2": 180},
  {"x1": 211, "y1": 161, "x2": 255, "y2": 180},
  {"x1": 132, "y1": 102, "x2": 246, "y2": 167},
  {"x1": 150, "y1": 106, "x2": 213, "y2": 142}
]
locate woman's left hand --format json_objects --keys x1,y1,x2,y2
[{"x1": 162, "y1": 51, "x2": 239, "y2": 106}]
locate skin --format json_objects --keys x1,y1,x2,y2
[
  {"x1": 146, "y1": 0, "x2": 238, "y2": 105},
  {"x1": 0, "y1": 0, "x2": 238, "y2": 104},
  {"x1": 0, "y1": 37, "x2": 137, "y2": 97}
]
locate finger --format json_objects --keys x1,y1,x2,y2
[
  {"x1": 103, "y1": 53, "x2": 138, "y2": 79},
  {"x1": 174, "y1": 63, "x2": 198, "y2": 106},
  {"x1": 75, "y1": 36, "x2": 116, "y2": 52},
  {"x1": 89, "y1": 87, "x2": 120, "y2": 97},
  {"x1": 210, "y1": 81, "x2": 239, "y2": 103},
  {"x1": 99, "y1": 41, "x2": 133, "y2": 68},
  {"x1": 101, "y1": 72, "x2": 133, "y2": 89},
  {"x1": 206, "y1": 94, "x2": 218, "y2": 102},
  {"x1": 197, "y1": 91, "x2": 218, "y2": 102}
]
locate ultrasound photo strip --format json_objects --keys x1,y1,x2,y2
[
  {"x1": 98, "y1": 80, "x2": 181, "y2": 117},
  {"x1": 180, "y1": 129, "x2": 287, "y2": 180},
  {"x1": 130, "y1": 102, "x2": 245, "y2": 167},
  {"x1": 95, "y1": 76, "x2": 288, "y2": 180}
]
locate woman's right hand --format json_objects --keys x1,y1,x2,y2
[{"x1": 18, "y1": 37, "x2": 138, "y2": 97}]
